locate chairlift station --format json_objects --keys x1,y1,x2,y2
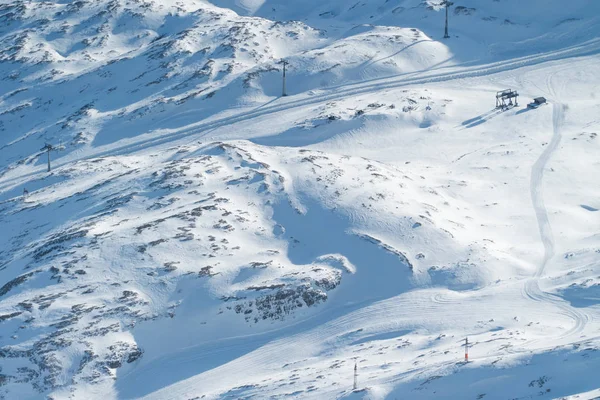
[{"x1": 495, "y1": 89, "x2": 519, "y2": 109}]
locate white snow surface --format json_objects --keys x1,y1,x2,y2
[{"x1": 0, "y1": 0, "x2": 599, "y2": 399}]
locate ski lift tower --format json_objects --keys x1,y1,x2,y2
[
  {"x1": 40, "y1": 142, "x2": 65, "y2": 172},
  {"x1": 442, "y1": 1, "x2": 454, "y2": 39},
  {"x1": 281, "y1": 59, "x2": 289, "y2": 97}
]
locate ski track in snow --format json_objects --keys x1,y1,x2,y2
[{"x1": 525, "y1": 76, "x2": 589, "y2": 350}]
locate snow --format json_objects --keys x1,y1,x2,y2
[{"x1": 0, "y1": 0, "x2": 599, "y2": 399}]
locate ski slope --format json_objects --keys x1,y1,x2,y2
[{"x1": 0, "y1": 0, "x2": 599, "y2": 399}]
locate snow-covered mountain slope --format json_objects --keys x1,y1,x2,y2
[{"x1": 0, "y1": 0, "x2": 599, "y2": 399}]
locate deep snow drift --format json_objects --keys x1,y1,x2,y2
[{"x1": 0, "y1": 0, "x2": 599, "y2": 399}]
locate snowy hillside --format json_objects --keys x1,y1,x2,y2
[{"x1": 0, "y1": 0, "x2": 599, "y2": 399}]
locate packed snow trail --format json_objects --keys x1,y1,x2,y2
[
  {"x1": 525, "y1": 101, "x2": 588, "y2": 342},
  {"x1": 529, "y1": 102, "x2": 563, "y2": 279}
]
